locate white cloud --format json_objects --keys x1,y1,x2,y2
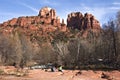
[
  {"x1": 43, "y1": 0, "x2": 50, "y2": 4},
  {"x1": 113, "y1": 2, "x2": 120, "y2": 5},
  {"x1": 19, "y1": 2, "x2": 39, "y2": 13},
  {"x1": 109, "y1": 7, "x2": 120, "y2": 10},
  {"x1": 39, "y1": 0, "x2": 59, "y2": 6},
  {"x1": 111, "y1": 2, "x2": 120, "y2": 10},
  {"x1": 80, "y1": 3, "x2": 90, "y2": 11},
  {"x1": 0, "y1": 12, "x2": 27, "y2": 16}
]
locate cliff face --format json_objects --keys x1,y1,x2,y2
[
  {"x1": 0, "y1": 7, "x2": 101, "y2": 38},
  {"x1": 67, "y1": 12, "x2": 101, "y2": 30},
  {"x1": 0, "y1": 7, "x2": 67, "y2": 34}
]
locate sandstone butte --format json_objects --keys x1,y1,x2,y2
[{"x1": 0, "y1": 6, "x2": 101, "y2": 37}]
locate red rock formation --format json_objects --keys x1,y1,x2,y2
[
  {"x1": 67, "y1": 12, "x2": 101, "y2": 30},
  {"x1": 9, "y1": 18, "x2": 17, "y2": 26},
  {"x1": 0, "y1": 7, "x2": 101, "y2": 37},
  {"x1": 0, "y1": 6, "x2": 67, "y2": 34}
]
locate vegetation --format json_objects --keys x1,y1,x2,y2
[{"x1": 0, "y1": 11, "x2": 120, "y2": 70}]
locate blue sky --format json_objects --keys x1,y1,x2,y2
[{"x1": 0, "y1": 0, "x2": 120, "y2": 25}]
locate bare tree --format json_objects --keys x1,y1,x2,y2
[
  {"x1": 34, "y1": 44, "x2": 57, "y2": 64},
  {"x1": 52, "y1": 41, "x2": 69, "y2": 65}
]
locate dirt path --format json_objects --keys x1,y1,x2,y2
[{"x1": 0, "y1": 69, "x2": 120, "y2": 80}]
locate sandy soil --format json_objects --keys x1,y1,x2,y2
[{"x1": 0, "y1": 69, "x2": 120, "y2": 80}]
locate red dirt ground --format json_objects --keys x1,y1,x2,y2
[{"x1": 0, "y1": 69, "x2": 120, "y2": 80}]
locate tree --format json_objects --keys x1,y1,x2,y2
[
  {"x1": 52, "y1": 41, "x2": 69, "y2": 66},
  {"x1": 33, "y1": 43, "x2": 57, "y2": 65},
  {"x1": 18, "y1": 33, "x2": 33, "y2": 67},
  {"x1": 0, "y1": 34, "x2": 16, "y2": 65}
]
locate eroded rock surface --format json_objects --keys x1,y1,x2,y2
[{"x1": 67, "y1": 12, "x2": 100, "y2": 30}]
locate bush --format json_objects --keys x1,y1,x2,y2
[{"x1": 0, "y1": 69, "x2": 4, "y2": 75}]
